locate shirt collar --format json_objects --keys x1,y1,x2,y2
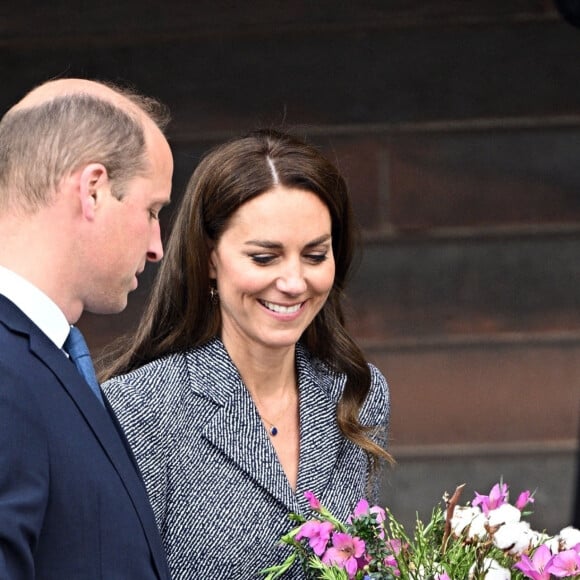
[{"x1": 0, "y1": 265, "x2": 71, "y2": 348}]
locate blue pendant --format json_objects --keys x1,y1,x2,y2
[{"x1": 270, "y1": 426, "x2": 278, "y2": 436}]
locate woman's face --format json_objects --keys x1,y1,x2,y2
[{"x1": 209, "y1": 185, "x2": 335, "y2": 356}]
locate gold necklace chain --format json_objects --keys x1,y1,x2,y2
[{"x1": 250, "y1": 385, "x2": 294, "y2": 437}]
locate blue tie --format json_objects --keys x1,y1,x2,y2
[{"x1": 64, "y1": 326, "x2": 105, "y2": 406}]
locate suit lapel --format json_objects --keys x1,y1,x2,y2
[{"x1": 0, "y1": 299, "x2": 169, "y2": 580}]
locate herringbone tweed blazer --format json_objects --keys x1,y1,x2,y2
[{"x1": 102, "y1": 337, "x2": 390, "y2": 579}]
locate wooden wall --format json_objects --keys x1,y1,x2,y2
[{"x1": 2, "y1": 0, "x2": 579, "y2": 525}]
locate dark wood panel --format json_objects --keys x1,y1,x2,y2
[
  {"x1": 2, "y1": 19, "x2": 580, "y2": 134},
  {"x1": 0, "y1": 1, "x2": 557, "y2": 44},
  {"x1": 370, "y1": 340, "x2": 580, "y2": 445},
  {"x1": 346, "y1": 235, "x2": 580, "y2": 340},
  {"x1": 167, "y1": 128, "x2": 580, "y2": 234},
  {"x1": 388, "y1": 128, "x2": 580, "y2": 229}
]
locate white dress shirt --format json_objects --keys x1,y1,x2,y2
[{"x1": 0, "y1": 265, "x2": 70, "y2": 349}]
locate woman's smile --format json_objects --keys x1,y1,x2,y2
[
  {"x1": 209, "y1": 185, "x2": 335, "y2": 354},
  {"x1": 259, "y1": 299, "x2": 304, "y2": 315}
]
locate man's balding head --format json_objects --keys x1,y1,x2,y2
[
  {"x1": 0, "y1": 78, "x2": 170, "y2": 213},
  {"x1": 10, "y1": 78, "x2": 170, "y2": 131}
]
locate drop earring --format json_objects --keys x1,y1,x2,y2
[{"x1": 209, "y1": 285, "x2": 219, "y2": 304}]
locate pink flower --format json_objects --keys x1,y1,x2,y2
[
  {"x1": 545, "y1": 548, "x2": 580, "y2": 577},
  {"x1": 514, "y1": 544, "x2": 552, "y2": 580},
  {"x1": 515, "y1": 490, "x2": 535, "y2": 511},
  {"x1": 295, "y1": 520, "x2": 334, "y2": 556},
  {"x1": 472, "y1": 482, "x2": 509, "y2": 515},
  {"x1": 304, "y1": 491, "x2": 321, "y2": 511},
  {"x1": 351, "y1": 499, "x2": 386, "y2": 524},
  {"x1": 322, "y1": 532, "x2": 366, "y2": 578},
  {"x1": 384, "y1": 554, "x2": 400, "y2": 576},
  {"x1": 435, "y1": 573, "x2": 452, "y2": 580},
  {"x1": 386, "y1": 538, "x2": 403, "y2": 555},
  {"x1": 349, "y1": 498, "x2": 387, "y2": 538}
]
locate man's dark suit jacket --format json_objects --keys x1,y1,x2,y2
[{"x1": 0, "y1": 295, "x2": 171, "y2": 579}]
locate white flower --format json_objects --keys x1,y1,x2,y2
[
  {"x1": 487, "y1": 503, "x2": 521, "y2": 527},
  {"x1": 528, "y1": 529, "x2": 550, "y2": 549},
  {"x1": 558, "y1": 525, "x2": 580, "y2": 549},
  {"x1": 467, "y1": 512, "x2": 489, "y2": 540},
  {"x1": 543, "y1": 534, "x2": 561, "y2": 553},
  {"x1": 451, "y1": 506, "x2": 488, "y2": 539},
  {"x1": 451, "y1": 506, "x2": 479, "y2": 535},
  {"x1": 469, "y1": 558, "x2": 511, "y2": 580},
  {"x1": 492, "y1": 521, "x2": 534, "y2": 555}
]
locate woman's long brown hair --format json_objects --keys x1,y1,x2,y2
[{"x1": 99, "y1": 129, "x2": 393, "y2": 466}]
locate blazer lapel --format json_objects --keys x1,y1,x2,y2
[
  {"x1": 186, "y1": 340, "x2": 295, "y2": 512},
  {"x1": 294, "y1": 348, "x2": 345, "y2": 515},
  {"x1": 194, "y1": 339, "x2": 344, "y2": 516},
  {"x1": 202, "y1": 374, "x2": 298, "y2": 512},
  {"x1": 25, "y1": 320, "x2": 169, "y2": 580}
]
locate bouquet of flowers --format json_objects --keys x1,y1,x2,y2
[{"x1": 260, "y1": 482, "x2": 580, "y2": 579}]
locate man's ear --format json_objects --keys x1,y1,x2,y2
[{"x1": 78, "y1": 163, "x2": 109, "y2": 220}]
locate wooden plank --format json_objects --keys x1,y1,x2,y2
[
  {"x1": 346, "y1": 235, "x2": 580, "y2": 340},
  {"x1": 369, "y1": 339, "x2": 580, "y2": 446},
  {"x1": 314, "y1": 128, "x2": 580, "y2": 231},
  {"x1": 2, "y1": 19, "x2": 580, "y2": 133},
  {"x1": 0, "y1": 1, "x2": 557, "y2": 44}
]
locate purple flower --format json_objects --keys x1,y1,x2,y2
[
  {"x1": 321, "y1": 532, "x2": 366, "y2": 578},
  {"x1": 304, "y1": 491, "x2": 321, "y2": 511},
  {"x1": 295, "y1": 520, "x2": 334, "y2": 556},
  {"x1": 515, "y1": 490, "x2": 535, "y2": 511},
  {"x1": 514, "y1": 544, "x2": 552, "y2": 580},
  {"x1": 472, "y1": 482, "x2": 509, "y2": 515},
  {"x1": 545, "y1": 548, "x2": 580, "y2": 577},
  {"x1": 434, "y1": 573, "x2": 452, "y2": 580}
]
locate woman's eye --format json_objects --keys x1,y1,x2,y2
[
  {"x1": 305, "y1": 253, "x2": 328, "y2": 264},
  {"x1": 250, "y1": 254, "x2": 275, "y2": 265}
]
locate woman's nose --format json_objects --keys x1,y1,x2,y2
[{"x1": 275, "y1": 260, "x2": 307, "y2": 295}]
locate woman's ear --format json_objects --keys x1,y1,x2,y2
[
  {"x1": 208, "y1": 241, "x2": 218, "y2": 277},
  {"x1": 78, "y1": 163, "x2": 109, "y2": 220},
  {"x1": 208, "y1": 250, "x2": 217, "y2": 278}
]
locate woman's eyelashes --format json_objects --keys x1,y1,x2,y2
[
  {"x1": 304, "y1": 253, "x2": 328, "y2": 264},
  {"x1": 248, "y1": 251, "x2": 329, "y2": 266},
  {"x1": 250, "y1": 253, "x2": 276, "y2": 265}
]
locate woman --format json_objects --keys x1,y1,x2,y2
[{"x1": 100, "y1": 129, "x2": 393, "y2": 578}]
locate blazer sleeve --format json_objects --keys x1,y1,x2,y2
[
  {"x1": 0, "y1": 359, "x2": 49, "y2": 580},
  {"x1": 359, "y1": 363, "x2": 391, "y2": 503}
]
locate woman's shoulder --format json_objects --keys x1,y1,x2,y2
[
  {"x1": 101, "y1": 337, "x2": 240, "y2": 405},
  {"x1": 102, "y1": 350, "x2": 187, "y2": 391},
  {"x1": 296, "y1": 344, "x2": 389, "y2": 411}
]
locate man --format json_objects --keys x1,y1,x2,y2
[{"x1": 0, "y1": 79, "x2": 173, "y2": 579}]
